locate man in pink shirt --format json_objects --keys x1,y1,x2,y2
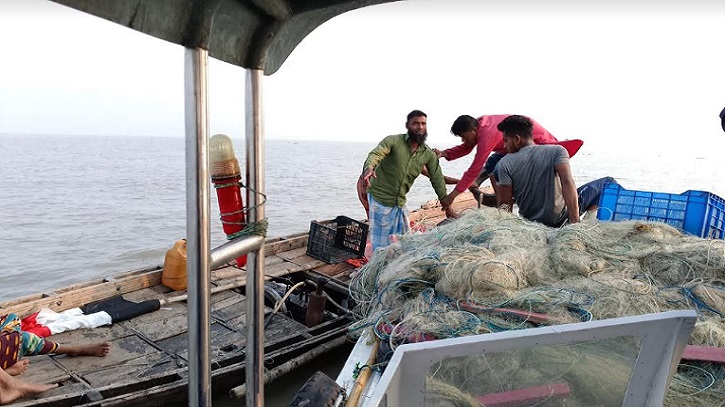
[{"x1": 438, "y1": 114, "x2": 565, "y2": 210}]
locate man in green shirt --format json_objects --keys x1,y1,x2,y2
[{"x1": 361, "y1": 110, "x2": 449, "y2": 252}]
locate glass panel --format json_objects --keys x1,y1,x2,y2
[{"x1": 424, "y1": 336, "x2": 641, "y2": 407}]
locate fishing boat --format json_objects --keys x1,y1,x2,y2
[
  {"x1": 9, "y1": 1, "x2": 722, "y2": 407},
  {"x1": 2, "y1": 185, "x2": 478, "y2": 407},
  {"x1": 1, "y1": 231, "x2": 353, "y2": 407}
]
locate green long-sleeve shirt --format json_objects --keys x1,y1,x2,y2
[{"x1": 364, "y1": 134, "x2": 447, "y2": 207}]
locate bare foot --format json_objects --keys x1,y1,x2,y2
[
  {"x1": 58, "y1": 342, "x2": 112, "y2": 357},
  {"x1": 5, "y1": 359, "x2": 29, "y2": 376},
  {"x1": 0, "y1": 368, "x2": 57, "y2": 404}
]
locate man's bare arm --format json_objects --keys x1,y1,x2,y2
[
  {"x1": 555, "y1": 162, "x2": 580, "y2": 223},
  {"x1": 497, "y1": 184, "x2": 514, "y2": 212},
  {"x1": 421, "y1": 166, "x2": 459, "y2": 185}
]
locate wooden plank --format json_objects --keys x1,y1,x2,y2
[
  {"x1": 21, "y1": 355, "x2": 71, "y2": 384},
  {"x1": 331, "y1": 270, "x2": 353, "y2": 281},
  {"x1": 264, "y1": 235, "x2": 308, "y2": 256},
  {"x1": 287, "y1": 253, "x2": 323, "y2": 267},
  {"x1": 47, "y1": 322, "x2": 134, "y2": 344},
  {"x1": 77, "y1": 378, "x2": 188, "y2": 407},
  {"x1": 313, "y1": 262, "x2": 355, "y2": 278},
  {"x1": 210, "y1": 313, "x2": 309, "y2": 352},
  {"x1": 81, "y1": 352, "x2": 178, "y2": 387},
  {"x1": 264, "y1": 259, "x2": 325, "y2": 275},
  {"x1": 0, "y1": 235, "x2": 310, "y2": 317},
  {"x1": 158, "y1": 322, "x2": 235, "y2": 361},
  {"x1": 476, "y1": 383, "x2": 571, "y2": 407},
  {"x1": 140, "y1": 313, "x2": 189, "y2": 342},
  {"x1": 14, "y1": 382, "x2": 88, "y2": 405},
  {"x1": 265, "y1": 255, "x2": 286, "y2": 266},
  {"x1": 211, "y1": 265, "x2": 246, "y2": 281},
  {"x1": 264, "y1": 260, "x2": 296, "y2": 274},
  {"x1": 276, "y1": 247, "x2": 308, "y2": 261},
  {"x1": 0, "y1": 269, "x2": 163, "y2": 318},
  {"x1": 284, "y1": 231, "x2": 310, "y2": 239},
  {"x1": 210, "y1": 290, "x2": 245, "y2": 313},
  {"x1": 122, "y1": 287, "x2": 166, "y2": 302},
  {"x1": 682, "y1": 345, "x2": 725, "y2": 364},
  {"x1": 333, "y1": 273, "x2": 353, "y2": 284},
  {"x1": 54, "y1": 335, "x2": 163, "y2": 375},
  {"x1": 130, "y1": 309, "x2": 189, "y2": 342}
]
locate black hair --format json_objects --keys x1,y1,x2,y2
[
  {"x1": 497, "y1": 115, "x2": 533, "y2": 138},
  {"x1": 407, "y1": 110, "x2": 427, "y2": 122},
  {"x1": 450, "y1": 115, "x2": 478, "y2": 137}
]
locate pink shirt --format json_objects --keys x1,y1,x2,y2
[{"x1": 444, "y1": 114, "x2": 558, "y2": 193}]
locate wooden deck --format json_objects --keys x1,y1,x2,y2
[{"x1": 2, "y1": 192, "x2": 481, "y2": 406}]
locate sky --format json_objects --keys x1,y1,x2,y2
[{"x1": 1, "y1": 0, "x2": 724, "y2": 154}]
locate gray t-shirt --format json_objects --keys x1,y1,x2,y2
[{"x1": 497, "y1": 144, "x2": 570, "y2": 227}]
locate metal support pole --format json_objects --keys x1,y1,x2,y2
[
  {"x1": 184, "y1": 47, "x2": 212, "y2": 407},
  {"x1": 245, "y1": 68, "x2": 266, "y2": 407},
  {"x1": 210, "y1": 235, "x2": 265, "y2": 270}
]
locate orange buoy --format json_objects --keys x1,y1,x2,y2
[{"x1": 162, "y1": 239, "x2": 188, "y2": 291}]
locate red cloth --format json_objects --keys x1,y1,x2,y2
[
  {"x1": 20, "y1": 312, "x2": 52, "y2": 338},
  {"x1": 444, "y1": 114, "x2": 559, "y2": 193}
]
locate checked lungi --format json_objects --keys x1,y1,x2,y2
[{"x1": 368, "y1": 193, "x2": 410, "y2": 253}]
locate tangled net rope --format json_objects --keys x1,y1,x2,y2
[{"x1": 349, "y1": 208, "x2": 725, "y2": 406}]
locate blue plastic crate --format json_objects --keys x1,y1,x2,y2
[{"x1": 597, "y1": 184, "x2": 725, "y2": 239}]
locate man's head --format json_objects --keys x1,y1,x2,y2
[
  {"x1": 497, "y1": 115, "x2": 534, "y2": 153},
  {"x1": 450, "y1": 115, "x2": 478, "y2": 146},
  {"x1": 406, "y1": 110, "x2": 428, "y2": 144}
]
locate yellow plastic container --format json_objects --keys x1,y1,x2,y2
[{"x1": 162, "y1": 239, "x2": 187, "y2": 291}]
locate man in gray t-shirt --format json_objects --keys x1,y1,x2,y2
[
  {"x1": 497, "y1": 144, "x2": 571, "y2": 226},
  {"x1": 496, "y1": 115, "x2": 617, "y2": 227}
]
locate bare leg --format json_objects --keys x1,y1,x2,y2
[
  {"x1": 5, "y1": 359, "x2": 29, "y2": 376},
  {"x1": 55, "y1": 342, "x2": 111, "y2": 357},
  {"x1": 0, "y1": 368, "x2": 57, "y2": 405}
]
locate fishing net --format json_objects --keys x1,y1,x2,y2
[{"x1": 349, "y1": 208, "x2": 725, "y2": 406}]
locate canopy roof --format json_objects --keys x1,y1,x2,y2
[{"x1": 51, "y1": 0, "x2": 400, "y2": 75}]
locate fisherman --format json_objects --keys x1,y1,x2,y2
[
  {"x1": 360, "y1": 110, "x2": 450, "y2": 251},
  {"x1": 0, "y1": 312, "x2": 111, "y2": 403},
  {"x1": 435, "y1": 114, "x2": 565, "y2": 210},
  {"x1": 357, "y1": 167, "x2": 459, "y2": 218},
  {"x1": 494, "y1": 115, "x2": 616, "y2": 226}
]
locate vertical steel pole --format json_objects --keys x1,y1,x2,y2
[
  {"x1": 184, "y1": 47, "x2": 212, "y2": 407},
  {"x1": 245, "y1": 68, "x2": 266, "y2": 407}
]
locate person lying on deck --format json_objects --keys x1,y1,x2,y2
[
  {"x1": 434, "y1": 114, "x2": 564, "y2": 209},
  {"x1": 0, "y1": 313, "x2": 111, "y2": 404},
  {"x1": 494, "y1": 115, "x2": 617, "y2": 226}
]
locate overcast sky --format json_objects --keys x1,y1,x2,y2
[{"x1": 1, "y1": 0, "x2": 724, "y2": 154}]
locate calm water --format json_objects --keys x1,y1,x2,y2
[
  {"x1": 1, "y1": 134, "x2": 724, "y2": 405},
  {"x1": 2, "y1": 135, "x2": 724, "y2": 298}
]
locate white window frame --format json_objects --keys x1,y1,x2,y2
[{"x1": 367, "y1": 310, "x2": 696, "y2": 407}]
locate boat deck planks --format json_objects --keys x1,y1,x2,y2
[{"x1": 4, "y1": 197, "x2": 482, "y2": 406}]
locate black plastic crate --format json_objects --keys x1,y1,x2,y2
[{"x1": 306, "y1": 216, "x2": 369, "y2": 263}]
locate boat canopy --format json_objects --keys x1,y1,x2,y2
[{"x1": 50, "y1": 0, "x2": 400, "y2": 74}]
